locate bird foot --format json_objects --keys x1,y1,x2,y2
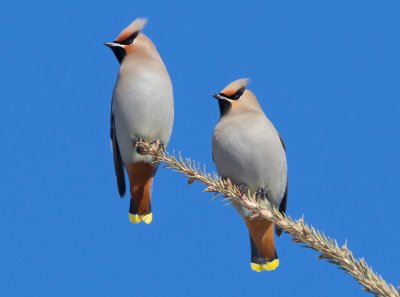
[
  {"x1": 135, "y1": 138, "x2": 165, "y2": 155},
  {"x1": 255, "y1": 186, "x2": 268, "y2": 202},
  {"x1": 134, "y1": 138, "x2": 146, "y2": 154},
  {"x1": 150, "y1": 140, "x2": 165, "y2": 153},
  {"x1": 238, "y1": 183, "x2": 249, "y2": 196}
]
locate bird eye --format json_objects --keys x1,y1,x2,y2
[
  {"x1": 119, "y1": 31, "x2": 139, "y2": 46},
  {"x1": 231, "y1": 87, "x2": 245, "y2": 100}
]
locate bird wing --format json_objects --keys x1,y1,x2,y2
[
  {"x1": 276, "y1": 134, "x2": 288, "y2": 236},
  {"x1": 275, "y1": 181, "x2": 287, "y2": 237},
  {"x1": 279, "y1": 134, "x2": 286, "y2": 151},
  {"x1": 110, "y1": 112, "x2": 126, "y2": 197}
]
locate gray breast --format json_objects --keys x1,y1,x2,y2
[
  {"x1": 112, "y1": 60, "x2": 174, "y2": 164},
  {"x1": 212, "y1": 112, "x2": 287, "y2": 208}
]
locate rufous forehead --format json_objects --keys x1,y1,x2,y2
[
  {"x1": 220, "y1": 78, "x2": 250, "y2": 95},
  {"x1": 220, "y1": 88, "x2": 236, "y2": 96},
  {"x1": 115, "y1": 31, "x2": 131, "y2": 42}
]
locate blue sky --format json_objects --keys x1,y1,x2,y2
[{"x1": 1, "y1": 1, "x2": 399, "y2": 296}]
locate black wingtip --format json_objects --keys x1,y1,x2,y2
[
  {"x1": 111, "y1": 113, "x2": 126, "y2": 198},
  {"x1": 117, "y1": 180, "x2": 126, "y2": 198},
  {"x1": 276, "y1": 179, "x2": 288, "y2": 237}
]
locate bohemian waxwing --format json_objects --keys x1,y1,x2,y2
[
  {"x1": 212, "y1": 79, "x2": 288, "y2": 271},
  {"x1": 105, "y1": 18, "x2": 174, "y2": 224}
]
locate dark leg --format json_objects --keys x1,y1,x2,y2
[
  {"x1": 134, "y1": 138, "x2": 146, "y2": 154},
  {"x1": 238, "y1": 183, "x2": 249, "y2": 196},
  {"x1": 255, "y1": 186, "x2": 268, "y2": 202}
]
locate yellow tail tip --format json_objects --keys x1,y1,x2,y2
[
  {"x1": 142, "y1": 213, "x2": 152, "y2": 224},
  {"x1": 251, "y1": 259, "x2": 279, "y2": 272},
  {"x1": 129, "y1": 213, "x2": 142, "y2": 224},
  {"x1": 129, "y1": 213, "x2": 152, "y2": 224}
]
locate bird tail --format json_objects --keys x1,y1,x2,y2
[
  {"x1": 126, "y1": 162, "x2": 156, "y2": 224},
  {"x1": 249, "y1": 234, "x2": 279, "y2": 272},
  {"x1": 245, "y1": 218, "x2": 279, "y2": 272}
]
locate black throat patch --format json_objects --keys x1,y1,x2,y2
[
  {"x1": 112, "y1": 46, "x2": 126, "y2": 64},
  {"x1": 218, "y1": 100, "x2": 231, "y2": 117}
]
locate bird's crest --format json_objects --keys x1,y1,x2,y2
[
  {"x1": 220, "y1": 78, "x2": 250, "y2": 97},
  {"x1": 115, "y1": 18, "x2": 148, "y2": 42}
]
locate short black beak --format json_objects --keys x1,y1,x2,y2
[
  {"x1": 212, "y1": 93, "x2": 225, "y2": 100},
  {"x1": 104, "y1": 42, "x2": 114, "y2": 48}
]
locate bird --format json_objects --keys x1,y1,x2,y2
[
  {"x1": 211, "y1": 78, "x2": 287, "y2": 272},
  {"x1": 105, "y1": 18, "x2": 174, "y2": 224}
]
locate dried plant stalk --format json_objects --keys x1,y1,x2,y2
[{"x1": 137, "y1": 140, "x2": 399, "y2": 297}]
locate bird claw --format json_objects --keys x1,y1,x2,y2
[
  {"x1": 238, "y1": 184, "x2": 248, "y2": 196},
  {"x1": 255, "y1": 186, "x2": 268, "y2": 202},
  {"x1": 150, "y1": 140, "x2": 165, "y2": 152},
  {"x1": 135, "y1": 138, "x2": 165, "y2": 155},
  {"x1": 134, "y1": 138, "x2": 146, "y2": 154}
]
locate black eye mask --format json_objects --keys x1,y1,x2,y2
[
  {"x1": 220, "y1": 87, "x2": 246, "y2": 100},
  {"x1": 115, "y1": 31, "x2": 139, "y2": 46}
]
